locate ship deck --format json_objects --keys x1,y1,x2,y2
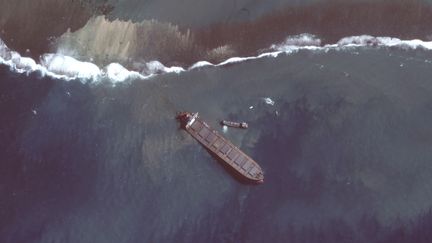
[{"x1": 185, "y1": 117, "x2": 263, "y2": 182}]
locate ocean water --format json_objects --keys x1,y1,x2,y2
[
  {"x1": 2, "y1": 46, "x2": 432, "y2": 242},
  {"x1": 2, "y1": 1, "x2": 432, "y2": 243}
]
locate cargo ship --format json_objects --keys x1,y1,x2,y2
[{"x1": 177, "y1": 112, "x2": 264, "y2": 183}]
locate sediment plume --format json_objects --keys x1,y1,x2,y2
[
  {"x1": 3, "y1": 0, "x2": 432, "y2": 68},
  {"x1": 54, "y1": 16, "x2": 228, "y2": 67},
  {"x1": 56, "y1": 0, "x2": 432, "y2": 67}
]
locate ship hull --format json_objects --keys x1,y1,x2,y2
[{"x1": 177, "y1": 112, "x2": 264, "y2": 183}]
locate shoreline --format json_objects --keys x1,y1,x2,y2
[{"x1": 1, "y1": 0, "x2": 432, "y2": 67}]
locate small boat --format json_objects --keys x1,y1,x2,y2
[
  {"x1": 220, "y1": 120, "x2": 248, "y2": 129},
  {"x1": 176, "y1": 112, "x2": 264, "y2": 184}
]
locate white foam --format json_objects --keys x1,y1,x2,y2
[
  {"x1": 337, "y1": 35, "x2": 379, "y2": 46},
  {"x1": 270, "y1": 34, "x2": 321, "y2": 52},
  {"x1": 145, "y1": 60, "x2": 165, "y2": 74},
  {"x1": 104, "y1": 63, "x2": 143, "y2": 83},
  {"x1": 0, "y1": 39, "x2": 9, "y2": 58},
  {"x1": 2, "y1": 35, "x2": 432, "y2": 84},
  {"x1": 222, "y1": 125, "x2": 228, "y2": 133},
  {"x1": 41, "y1": 54, "x2": 101, "y2": 80},
  {"x1": 281, "y1": 33, "x2": 321, "y2": 46},
  {"x1": 145, "y1": 60, "x2": 184, "y2": 74},
  {"x1": 164, "y1": 66, "x2": 185, "y2": 73},
  {"x1": 189, "y1": 61, "x2": 213, "y2": 69},
  {"x1": 10, "y1": 52, "x2": 38, "y2": 73},
  {"x1": 0, "y1": 39, "x2": 152, "y2": 83},
  {"x1": 15, "y1": 56, "x2": 37, "y2": 71},
  {"x1": 217, "y1": 56, "x2": 259, "y2": 66},
  {"x1": 336, "y1": 35, "x2": 432, "y2": 50},
  {"x1": 263, "y1": 97, "x2": 275, "y2": 106},
  {"x1": 258, "y1": 51, "x2": 282, "y2": 58}
]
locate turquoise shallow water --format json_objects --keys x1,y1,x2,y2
[{"x1": 2, "y1": 47, "x2": 432, "y2": 242}]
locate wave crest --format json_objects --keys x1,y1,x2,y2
[
  {"x1": 2, "y1": 35, "x2": 432, "y2": 84},
  {"x1": 337, "y1": 35, "x2": 432, "y2": 49},
  {"x1": 0, "y1": 40, "x2": 148, "y2": 83}
]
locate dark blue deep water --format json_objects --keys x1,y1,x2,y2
[{"x1": 2, "y1": 48, "x2": 432, "y2": 242}]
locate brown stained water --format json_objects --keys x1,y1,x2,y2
[{"x1": 3, "y1": 0, "x2": 432, "y2": 66}]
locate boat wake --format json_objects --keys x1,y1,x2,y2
[{"x1": 1, "y1": 34, "x2": 432, "y2": 84}]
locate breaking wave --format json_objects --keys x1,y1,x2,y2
[{"x1": 2, "y1": 35, "x2": 432, "y2": 83}]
